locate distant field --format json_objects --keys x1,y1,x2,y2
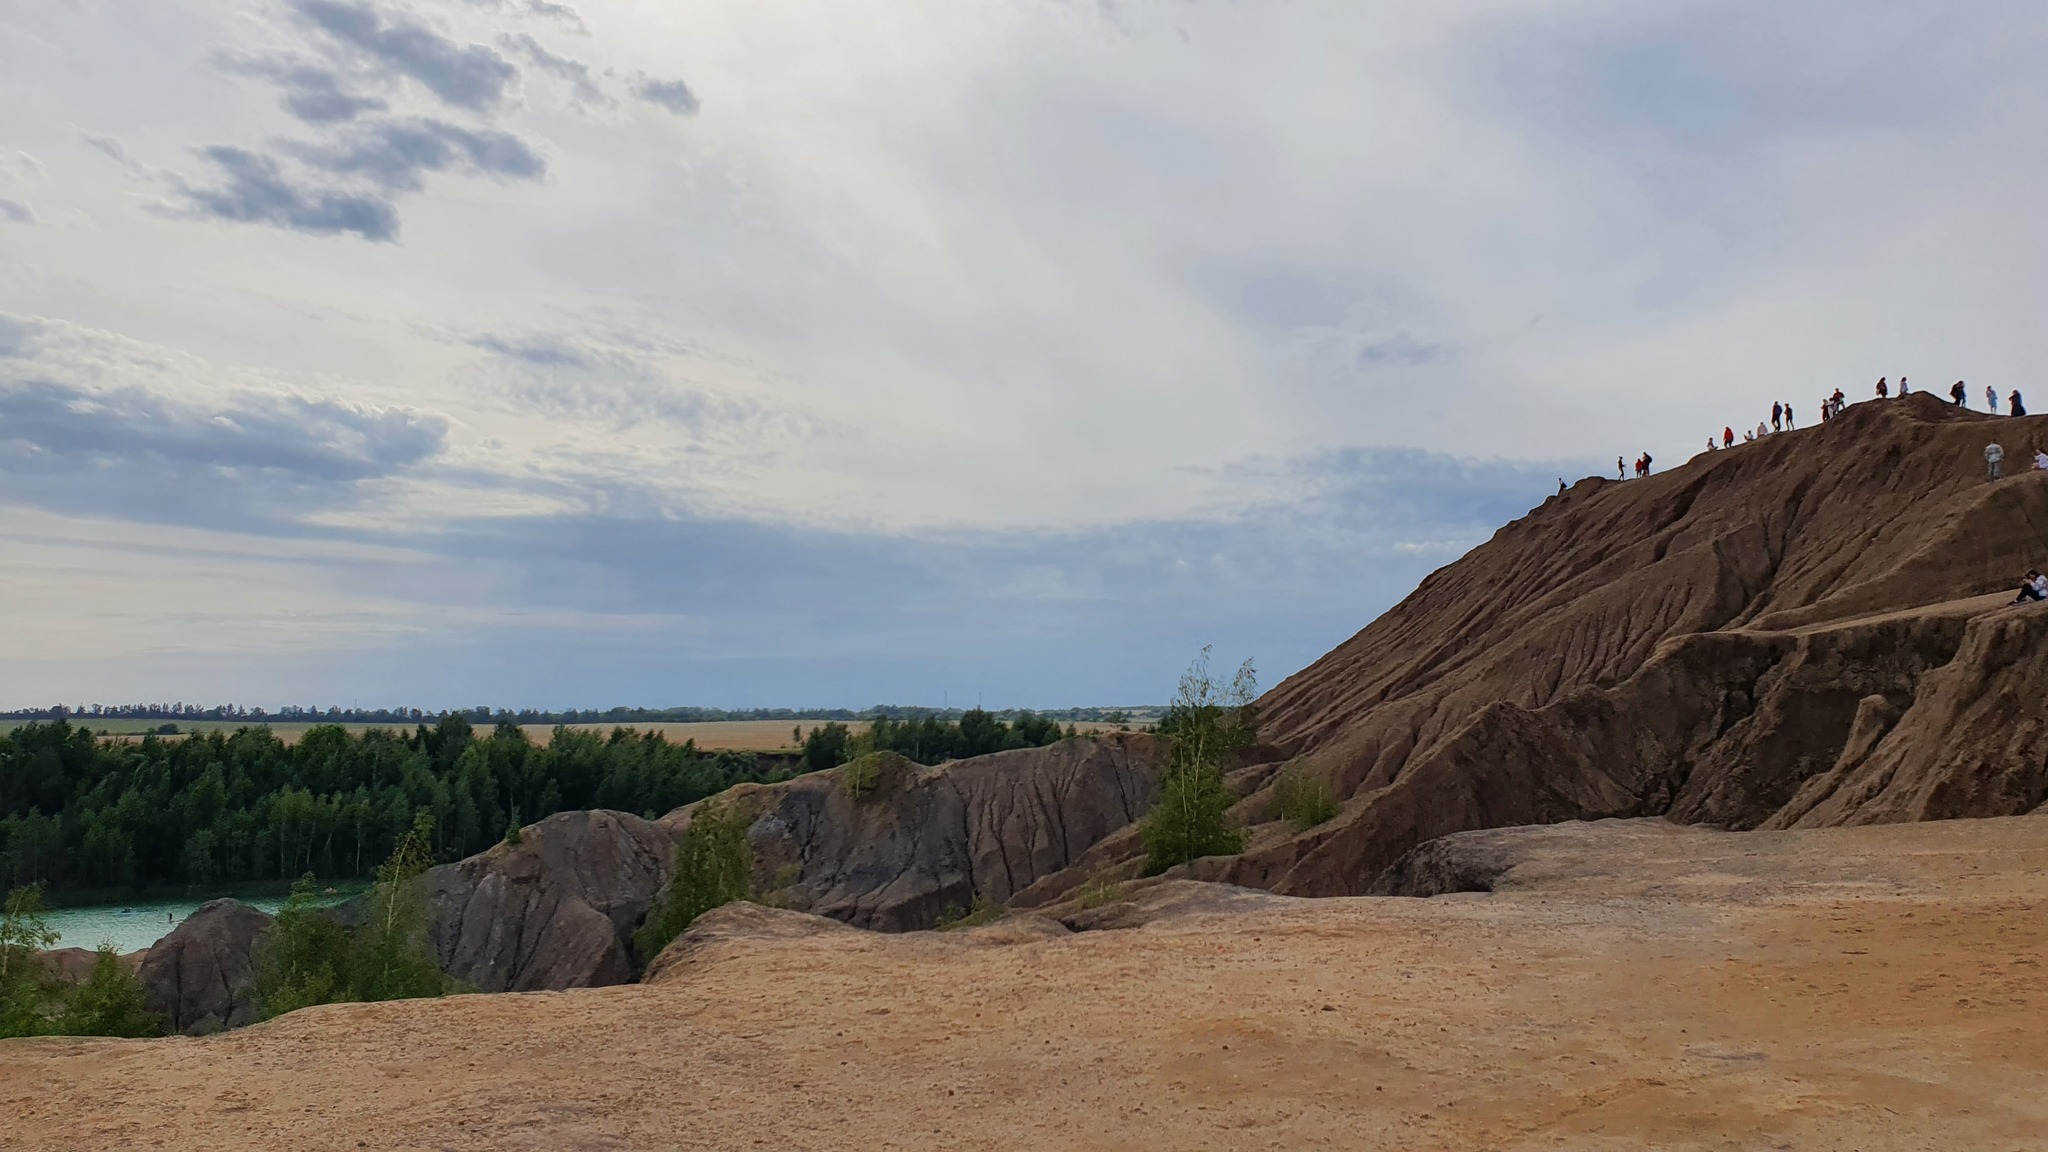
[{"x1": 59, "y1": 717, "x2": 1139, "y2": 752}]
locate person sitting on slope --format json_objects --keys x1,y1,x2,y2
[{"x1": 2012, "y1": 570, "x2": 2047, "y2": 604}]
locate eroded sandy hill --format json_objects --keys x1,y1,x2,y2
[
  {"x1": 9, "y1": 814, "x2": 2045, "y2": 1151},
  {"x1": 1226, "y1": 393, "x2": 2048, "y2": 895}
]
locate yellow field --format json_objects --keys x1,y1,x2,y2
[{"x1": 64, "y1": 718, "x2": 1137, "y2": 753}]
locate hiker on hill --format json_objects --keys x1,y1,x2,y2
[
  {"x1": 1642, "y1": 452, "x2": 1653, "y2": 476},
  {"x1": 1772, "y1": 401, "x2": 1784, "y2": 431},
  {"x1": 1988, "y1": 384, "x2": 1999, "y2": 412},
  {"x1": 1900, "y1": 377, "x2": 1910, "y2": 395},
  {"x1": 1952, "y1": 381, "x2": 1968, "y2": 406},
  {"x1": 2011, "y1": 390, "x2": 2026, "y2": 417},
  {"x1": 1820, "y1": 400, "x2": 1831, "y2": 424},
  {"x1": 1723, "y1": 426, "x2": 1735, "y2": 448},
  {"x1": 2013, "y1": 570, "x2": 2048, "y2": 604},
  {"x1": 1558, "y1": 478, "x2": 1567, "y2": 496},
  {"x1": 1618, "y1": 456, "x2": 1626, "y2": 480},
  {"x1": 1986, "y1": 441, "x2": 2004, "y2": 481},
  {"x1": 1877, "y1": 378, "x2": 1889, "y2": 399},
  {"x1": 1831, "y1": 388, "x2": 1846, "y2": 417},
  {"x1": 1785, "y1": 402, "x2": 1795, "y2": 427}
]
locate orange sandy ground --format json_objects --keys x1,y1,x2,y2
[{"x1": 5, "y1": 816, "x2": 2045, "y2": 1151}]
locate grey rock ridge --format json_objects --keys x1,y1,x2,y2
[
  {"x1": 136, "y1": 898, "x2": 272, "y2": 1036},
  {"x1": 660, "y1": 733, "x2": 1164, "y2": 933},
  {"x1": 422, "y1": 809, "x2": 674, "y2": 992}
]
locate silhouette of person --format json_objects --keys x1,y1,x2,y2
[
  {"x1": 1642, "y1": 452, "x2": 1653, "y2": 475},
  {"x1": 1785, "y1": 402, "x2": 1795, "y2": 428},
  {"x1": 1558, "y1": 478, "x2": 1567, "y2": 495},
  {"x1": 1618, "y1": 456, "x2": 1626, "y2": 479},
  {"x1": 1987, "y1": 384, "x2": 1999, "y2": 412},
  {"x1": 1772, "y1": 401, "x2": 1784, "y2": 431},
  {"x1": 2011, "y1": 390, "x2": 2026, "y2": 417},
  {"x1": 1952, "y1": 380, "x2": 1968, "y2": 406},
  {"x1": 1877, "y1": 378, "x2": 1889, "y2": 399},
  {"x1": 1899, "y1": 376, "x2": 1910, "y2": 395},
  {"x1": 1723, "y1": 426, "x2": 1734, "y2": 448}
]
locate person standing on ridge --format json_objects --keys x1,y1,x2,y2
[
  {"x1": 1618, "y1": 456, "x2": 1626, "y2": 479},
  {"x1": 1987, "y1": 384, "x2": 1999, "y2": 412},
  {"x1": 1642, "y1": 452, "x2": 1653, "y2": 476},
  {"x1": 1900, "y1": 376, "x2": 1910, "y2": 395},
  {"x1": 1772, "y1": 401, "x2": 1783, "y2": 431},
  {"x1": 1952, "y1": 381, "x2": 1968, "y2": 406},
  {"x1": 2011, "y1": 390, "x2": 2026, "y2": 417},
  {"x1": 1723, "y1": 426, "x2": 1735, "y2": 448},
  {"x1": 1877, "y1": 378, "x2": 1889, "y2": 399},
  {"x1": 1986, "y1": 440, "x2": 2004, "y2": 481},
  {"x1": 1785, "y1": 402, "x2": 1795, "y2": 428}
]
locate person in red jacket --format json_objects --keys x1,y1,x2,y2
[{"x1": 1723, "y1": 426, "x2": 1734, "y2": 448}]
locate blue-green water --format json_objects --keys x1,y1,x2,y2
[{"x1": 42, "y1": 897, "x2": 293, "y2": 954}]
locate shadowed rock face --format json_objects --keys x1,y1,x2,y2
[
  {"x1": 136, "y1": 899, "x2": 272, "y2": 1036},
  {"x1": 661, "y1": 734, "x2": 1163, "y2": 933},
  {"x1": 422, "y1": 809, "x2": 673, "y2": 992},
  {"x1": 1226, "y1": 395, "x2": 2048, "y2": 896}
]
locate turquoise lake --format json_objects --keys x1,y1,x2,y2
[{"x1": 41, "y1": 897, "x2": 294, "y2": 954}]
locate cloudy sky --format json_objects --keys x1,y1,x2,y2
[{"x1": 2, "y1": 1, "x2": 2043, "y2": 710}]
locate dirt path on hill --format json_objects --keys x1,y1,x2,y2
[{"x1": 6, "y1": 816, "x2": 2046, "y2": 1151}]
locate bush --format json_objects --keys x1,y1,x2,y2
[
  {"x1": 633, "y1": 800, "x2": 753, "y2": 963},
  {"x1": 0, "y1": 885, "x2": 164, "y2": 1037},
  {"x1": 1139, "y1": 648, "x2": 1255, "y2": 874},
  {"x1": 1270, "y1": 766, "x2": 1339, "y2": 832},
  {"x1": 55, "y1": 946, "x2": 163, "y2": 1038},
  {"x1": 253, "y1": 813, "x2": 450, "y2": 1020}
]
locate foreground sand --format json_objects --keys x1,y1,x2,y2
[{"x1": 7, "y1": 816, "x2": 2046, "y2": 1151}]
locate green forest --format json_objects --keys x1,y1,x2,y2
[
  {"x1": 0, "y1": 717, "x2": 780, "y2": 896},
  {"x1": 1, "y1": 709, "x2": 1077, "y2": 897}
]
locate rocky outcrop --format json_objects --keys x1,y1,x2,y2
[
  {"x1": 642, "y1": 902, "x2": 857, "y2": 984},
  {"x1": 661, "y1": 734, "x2": 1162, "y2": 933},
  {"x1": 136, "y1": 899, "x2": 272, "y2": 1036},
  {"x1": 423, "y1": 809, "x2": 674, "y2": 992},
  {"x1": 1212, "y1": 395, "x2": 2048, "y2": 896}
]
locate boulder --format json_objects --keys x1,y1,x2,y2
[
  {"x1": 135, "y1": 899, "x2": 272, "y2": 1036},
  {"x1": 663, "y1": 733, "x2": 1163, "y2": 933},
  {"x1": 423, "y1": 809, "x2": 674, "y2": 992}
]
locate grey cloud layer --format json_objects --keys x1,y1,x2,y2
[
  {"x1": 630, "y1": 75, "x2": 698, "y2": 115},
  {"x1": 291, "y1": 0, "x2": 519, "y2": 112},
  {"x1": 170, "y1": 1, "x2": 613, "y2": 240},
  {"x1": 178, "y1": 146, "x2": 401, "y2": 240}
]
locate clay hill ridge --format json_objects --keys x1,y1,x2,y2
[{"x1": 1212, "y1": 392, "x2": 2048, "y2": 895}]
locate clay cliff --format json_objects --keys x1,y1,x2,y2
[
  {"x1": 1216, "y1": 393, "x2": 2048, "y2": 895},
  {"x1": 659, "y1": 733, "x2": 1162, "y2": 932},
  {"x1": 135, "y1": 898, "x2": 272, "y2": 1035},
  {"x1": 421, "y1": 808, "x2": 674, "y2": 991}
]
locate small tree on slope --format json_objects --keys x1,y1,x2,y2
[{"x1": 1140, "y1": 648, "x2": 1256, "y2": 874}]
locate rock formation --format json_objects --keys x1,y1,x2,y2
[
  {"x1": 422, "y1": 809, "x2": 674, "y2": 992},
  {"x1": 642, "y1": 902, "x2": 857, "y2": 985},
  {"x1": 135, "y1": 898, "x2": 272, "y2": 1036},
  {"x1": 660, "y1": 733, "x2": 1162, "y2": 932},
  {"x1": 1222, "y1": 395, "x2": 2048, "y2": 895}
]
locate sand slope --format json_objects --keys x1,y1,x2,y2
[{"x1": 8, "y1": 814, "x2": 2045, "y2": 1151}]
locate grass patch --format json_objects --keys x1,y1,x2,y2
[
  {"x1": 1074, "y1": 873, "x2": 1127, "y2": 909},
  {"x1": 1270, "y1": 766, "x2": 1339, "y2": 832},
  {"x1": 937, "y1": 893, "x2": 1005, "y2": 930}
]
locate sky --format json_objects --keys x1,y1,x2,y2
[{"x1": 2, "y1": 1, "x2": 2045, "y2": 710}]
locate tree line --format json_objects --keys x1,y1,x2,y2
[
  {"x1": 0, "y1": 717, "x2": 783, "y2": 896},
  {"x1": 799, "y1": 709, "x2": 1074, "y2": 772}
]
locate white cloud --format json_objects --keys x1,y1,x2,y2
[{"x1": 0, "y1": 0, "x2": 2043, "y2": 703}]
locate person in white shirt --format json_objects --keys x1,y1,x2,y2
[
  {"x1": 1987, "y1": 384, "x2": 1999, "y2": 412},
  {"x1": 1986, "y1": 441, "x2": 2005, "y2": 480},
  {"x1": 2013, "y1": 570, "x2": 2047, "y2": 604}
]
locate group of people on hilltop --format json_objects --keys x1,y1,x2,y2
[
  {"x1": 1705, "y1": 376, "x2": 2032, "y2": 452},
  {"x1": 1708, "y1": 403, "x2": 1795, "y2": 450},
  {"x1": 1619, "y1": 452, "x2": 1655, "y2": 479}
]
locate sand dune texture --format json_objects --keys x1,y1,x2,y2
[{"x1": 7, "y1": 813, "x2": 2045, "y2": 1151}]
